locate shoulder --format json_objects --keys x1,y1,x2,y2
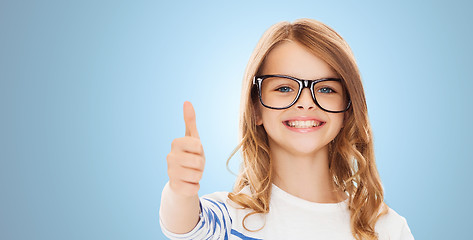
[
  {"x1": 198, "y1": 190, "x2": 233, "y2": 218},
  {"x1": 375, "y1": 205, "x2": 414, "y2": 240},
  {"x1": 200, "y1": 185, "x2": 252, "y2": 207},
  {"x1": 198, "y1": 185, "x2": 255, "y2": 219},
  {"x1": 198, "y1": 187, "x2": 266, "y2": 239},
  {"x1": 201, "y1": 190, "x2": 231, "y2": 203}
]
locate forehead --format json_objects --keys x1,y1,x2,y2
[{"x1": 260, "y1": 40, "x2": 338, "y2": 79}]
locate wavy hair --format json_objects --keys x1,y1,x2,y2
[{"x1": 226, "y1": 18, "x2": 389, "y2": 240}]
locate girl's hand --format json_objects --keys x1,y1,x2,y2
[{"x1": 166, "y1": 101, "x2": 205, "y2": 197}]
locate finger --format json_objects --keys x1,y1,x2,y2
[
  {"x1": 183, "y1": 101, "x2": 200, "y2": 139},
  {"x1": 171, "y1": 137, "x2": 204, "y2": 155},
  {"x1": 178, "y1": 152, "x2": 205, "y2": 171},
  {"x1": 179, "y1": 168, "x2": 203, "y2": 184},
  {"x1": 168, "y1": 165, "x2": 203, "y2": 184}
]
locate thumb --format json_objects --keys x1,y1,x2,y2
[{"x1": 183, "y1": 101, "x2": 200, "y2": 139}]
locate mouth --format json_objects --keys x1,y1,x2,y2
[{"x1": 283, "y1": 120, "x2": 325, "y2": 129}]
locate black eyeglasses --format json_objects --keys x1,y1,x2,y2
[{"x1": 253, "y1": 74, "x2": 351, "y2": 113}]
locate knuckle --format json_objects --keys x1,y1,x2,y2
[
  {"x1": 182, "y1": 137, "x2": 200, "y2": 154},
  {"x1": 171, "y1": 138, "x2": 180, "y2": 149},
  {"x1": 195, "y1": 155, "x2": 204, "y2": 170},
  {"x1": 167, "y1": 165, "x2": 175, "y2": 178},
  {"x1": 191, "y1": 171, "x2": 203, "y2": 182},
  {"x1": 187, "y1": 155, "x2": 203, "y2": 170},
  {"x1": 166, "y1": 152, "x2": 180, "y2": 166},
  {"x1": 188, "y1": 155, "x2": 199, "y2": 168},
  {"x1": 166, "y1": 153, "x2": 174, "y2": 166},
  {"x1": 197, "y1": 171, "x2": 203, "y2": 181},
  {"x1": 186, "y1": 137, "x2": 196, "y2": 146},
  {"x1": 192, "y1": 138, "x2": 203, "y2": 154},
  {"x1": 186, "y1": 169, "x2": 202, "y2": 183}
]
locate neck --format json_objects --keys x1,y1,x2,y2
[{"x1": 269, "y1": 140, "x2": 347, "y2": 203}]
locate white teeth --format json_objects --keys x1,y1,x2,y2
[{"x1": 287, "y1": 120, "x2": 323, "y2": 128}]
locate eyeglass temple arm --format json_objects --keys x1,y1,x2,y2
[{"x1": 252, "y1": 76, "x2": 259, "y2": 85}]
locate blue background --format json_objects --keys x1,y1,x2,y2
[{"x1": 1, "y1": 0, "x2": 472, "y2": 239}]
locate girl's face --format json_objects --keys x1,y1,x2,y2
[{"x1": 256, "y1": 41, "x2": 346, "y2": 157}]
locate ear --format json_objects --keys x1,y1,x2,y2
[{"x1": 256, "y1": 115, "x2": 263, "y2": 126}]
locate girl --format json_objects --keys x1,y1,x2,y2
[{"x1": 160, "y1": 18, "x2": 414, "y2": 240}]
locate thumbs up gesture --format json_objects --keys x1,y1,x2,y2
[{"x1": 166, "y1": 101, "x2": 206, "y2": 197}]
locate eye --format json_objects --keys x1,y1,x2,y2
[
  {"x1": 317, "y1": 87, "x2": 335, "y2": 94},
  {"x1": 276, "y1": 86, "x2": 294, "y2": 93}
]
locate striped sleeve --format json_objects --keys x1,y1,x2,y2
[{"x1": 160, "y1": 196, "x2": 232, "y2": 240}]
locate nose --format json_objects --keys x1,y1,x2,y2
[{"x1": 295, "y1": 88, "x2": 316, "y2": 110}]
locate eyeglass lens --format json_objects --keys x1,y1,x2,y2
[{"x1": 260, "y1": 76, "x2": 348, "y2": 111}]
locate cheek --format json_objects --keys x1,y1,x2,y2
[
  {"x1": 261, "y1": 112, "x2": 273, "y2": 126},
  {"x1": 261, "y1": 111, "x2": 282, "y2": 130},
  {"x1": 335, "y1": 116, "x2": 345, "y2": 127},
  {"x1": 329, "y1": 115, "x2": 345, "y2": 136}
]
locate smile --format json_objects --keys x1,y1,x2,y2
[{"x1": 284, "y1": 120, "x2": 325, "y2": 129}]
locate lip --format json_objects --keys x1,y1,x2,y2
[
  {"x1": 283, "y1": 116, "x2": 325, "y2": 122},
  {"x1": 282, "y1": 116, "x2": 326, "y2": 133}
]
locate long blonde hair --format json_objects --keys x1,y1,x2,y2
[{"x1": 226, "y1": 18, "x2": 388, "y2": 240}]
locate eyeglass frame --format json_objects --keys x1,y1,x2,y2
[{"x1": 253, "y1": 74, "x2": 352, "y2": 113}]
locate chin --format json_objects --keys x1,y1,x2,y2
[{"x1": 291, "y1": 144, "x2": 326, "y2": 156}]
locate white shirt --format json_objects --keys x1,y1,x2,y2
[{"x1": 160, "y1": 184, "x2": 414, "y2": 240}]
